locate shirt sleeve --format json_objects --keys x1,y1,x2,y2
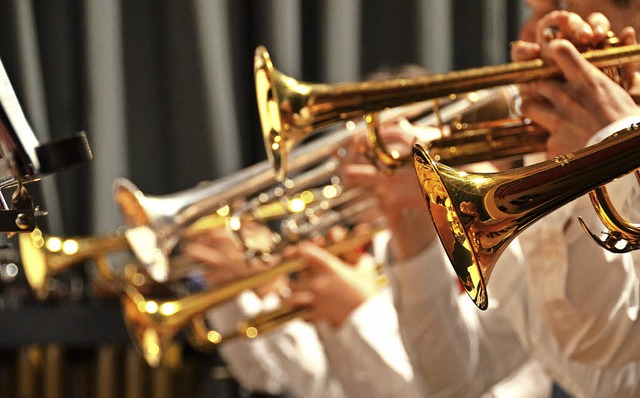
[
  {"x1": 520, "y1": 179, "x2": 640, "y2": 368},
  {"x1": 206, "y1": 290, "x2": 346, "y2": 397},
  {"x1": 514, "y1": 116, "x2": 640, "y2": 369},
  {"x1": 586, "y1": 115, "x2": 640, "y2": 147},
  {"x1": 389, "y1": 240, "x2": 529, "y2": 397},
  {"x1": 316, "y1": 288, "x2": 423, "y2": 398}
]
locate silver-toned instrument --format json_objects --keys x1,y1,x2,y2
[
  {"x1": 112, "y1": 126, "x2": 359, "y2": 282},
  {"x1": 113, "y1": 86, "x2": 538, "y2": 282}
]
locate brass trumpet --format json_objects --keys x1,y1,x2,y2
[
  {"x1": 17, "y1": 208, "x2": 241, "y2": 299},
  {"x1": 121, "y1": 226, "x2": 377, "y2": 367},
  {"x1": 187, "y1": 306, "x2": 311, "y2": 350},
  {"x1": 254, "y1": 43, "x2": 640, "y2": 179},
  {"x1": 413, "y1": 123, "x2": 640, "y2": 310},
  {"x1": 183, "y1": 191, "x2": 382, "y2": 351},
  {"x1": 18, "y1": 228, "x2": 130, "y2": 299}
]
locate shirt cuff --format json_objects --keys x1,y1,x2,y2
[{"x1": 587, "y1": 116, "x2": 640, "y2": 146}]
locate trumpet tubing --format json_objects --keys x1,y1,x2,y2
[
  {"x1": 413, "y1": 123, "x2": 640, "y2": 310},
  {"x1": 429, "y1": 118, "x2": 549, "y2": 166},
  {"x1": 375, "y1": 116, "x2": 550, "y2": 169},
  {"x1": 255, "y1": 43, "x2": 640, "y2": 179},
  {"x1": 122, "y1": 226, "x2": 378, "y2": 367},
  {"x1": 113, "y1": 122, "x2": 360, "y2": 282},
  {"x1": 18, "y1": 228, "x2": 130, "y2": 299},
  {"x1": 579, "y1": 173, "x2": 640, "y2": 253},
  {"x1": 187, "y1": 306, "x2": 311, "y2": 349}
]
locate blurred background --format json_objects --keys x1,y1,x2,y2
[{"x1": 0, "y1": 1, "x2": 528, "y2": 397}]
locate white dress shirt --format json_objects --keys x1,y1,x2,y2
[
  {"x1": 206, "y1": 268, "x2": 549, "y2": 397},
  {"x1": 519, "y1": 116, "x2": 640, "y2": 369},
  {"x1": 206, "y1": 290, "x2": 345, "y2": 397},
  {"x1": 206, "y1": 284, "x2": 423, "y2": 398}
]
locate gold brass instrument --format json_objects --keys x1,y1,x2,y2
[
  {"x1": 18, "y1": 228, "x2": 130, "y2": 300},
  {"x1": 171, "y1": 174, "x2": 383, "y2": 352},
  {"x1": 187, "y1": 306, "x2": 311, "y2": 350},
  {"x1": 183, "y1": 188, "x2": 382, "y2": 351},
  {"x1": 254, "y1": 43, "x2": 640, "y2": 179},
  {"x1": 17, "y1": 209, "x2": 237, "y2": 299},
  {"x1": 412, "y1": 123, "x2": 640, "y2": 310},
  {"x1": 121, "y1": 226, "x2": 376, "y2": 367}
]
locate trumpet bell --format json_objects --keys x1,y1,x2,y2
[
  {"x1": 113, "y1": 179, "x2": 172, "y2": 282},
  {"x1": 254, "y1": 46, "x2": 286, "y2": 181},
  {"x1": 413, "y1": 123, "x2": 640, "y2": 309},
  {"x1": 121, "y1": 287, "x2": 165, "y2": 368},
  {"x1": 255, "y1": 46, "x2": 320, "y2": 181}
]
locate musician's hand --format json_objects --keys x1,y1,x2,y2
[
  {"x1": 182, "y1": 224, "x2": 284, "y2": 296},
  {"x1": 284, "y1": 241, "x2": 378, "y2": 327},
  {"x1": 345, "y1": 126, "x2": 437, "y2": 261},
  {"x1": 512, "y1": 11, "x2": 640, "y2": 156},
  {"x1": 533, "y1": 10, "x2": 640, "y2": 88},
  {"x1": 511, "y1": 9, "x2": 603, "y2": 63}
]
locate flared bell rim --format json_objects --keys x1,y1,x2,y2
[
  {"x1": 254, "y1": 45, "x2": 286, "y2": 181},
  {"x1": 412, "y1": 144, "x2": 488, "y2": 310},
  {"x1": 121, "y1": 288, "x2": 164, "y2": 368},
  {"x1": 112, "y1": 178, "x2": 150, "y2": 228},
  {"x1": 18, "y1": 228, "x2": 49, "y2": 299}
]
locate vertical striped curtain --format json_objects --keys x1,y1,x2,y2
[{"x1": 0, "y1": 0, "x2": 529, "y2": 237}]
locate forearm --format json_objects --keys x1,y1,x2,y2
[{"x1": 317, "y1": 289, "x2": 422, "y2": 398}]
